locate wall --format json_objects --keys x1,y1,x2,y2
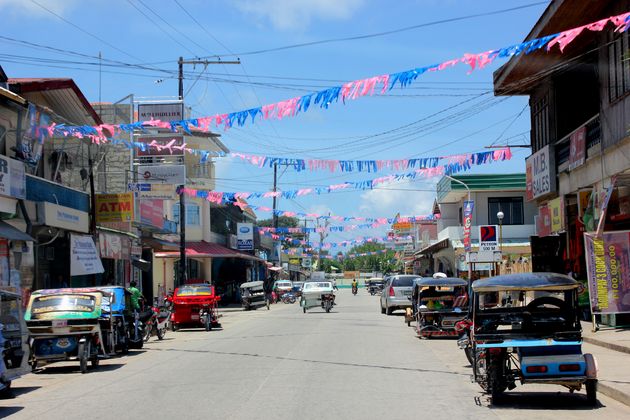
[{"x1": 470, "y1": 191, "x2": 537, "y2": 226}]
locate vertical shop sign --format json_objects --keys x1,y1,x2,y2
[
  {"x1": 548, "y1": 197, "x2": 565, "y2": 233},
  {"x1": 568, "y1": 126, "x2": 586, "y2": 170},
  {"x1": 584, "y1": 231, "x2": 630, "y2": 314},
  {"x1": 462, "y1": 200, "x2": 474, "y2": 252}
]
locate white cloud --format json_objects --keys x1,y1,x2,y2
[
  {"x1": 359, "y1": 185, "x2": 434, "y2": 218},
  {"x1": 0, "y1": 0, "x2": 78, "y2": 17},
  {"x1": 233, "y1": 0, "x2": 364, "y2": 30}
]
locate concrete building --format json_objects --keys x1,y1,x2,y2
[{"x1": 417, "y1": 174, "x2": 535, "y2": 278}]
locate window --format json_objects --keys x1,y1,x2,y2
[
  {"x1": 173, "y1": 203, "x2": 200, "y2": 226},
  {"x1": 488, "y1": 197, "x2": 524, "y2": 225},
  {"x1": 532, "y1": 94, "x2": 549, "y2": 152},
  {"x1": 609, "y1": 31, "x2": 630, "y2": 102}
]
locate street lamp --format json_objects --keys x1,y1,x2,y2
[{"x1": 496, "y1": 211, "x2": 504, "y2": 253}]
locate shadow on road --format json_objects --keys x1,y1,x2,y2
[
  {"x1": 5, "y1": 386, "x2": 41, "y2": 398},
  {"x1": 151, "y1": 347, "x2": 469, "y2": 377},
  {"x1": 0, "y1": 407, "x2": 23, "y2": 415},
  {"x1": 33, "y1": 363, "x2": 125, "y2": 375},
  {"x1": 488, "y1": 391, "x2": 603, "y2": 410}
]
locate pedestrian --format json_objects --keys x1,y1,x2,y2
[{"x1": 127, "y1": 280, "x2": 144, "y2": 311}]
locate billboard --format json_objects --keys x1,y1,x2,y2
[
  {"x1": 584, "y1": 231, "x2": 630, "y2": 314},
  {"x1": 137, "y1": 165, "x2": 186, "y2": 185},
  {"x1": 95, "y1": 193, "x2": 134, "y2": 223},
  {"x1": 237, "y1": 223, "x2": 254, "y2": 251},
  {"x1": 137, "y1": 102, "x2": 184, "y2": 123}
]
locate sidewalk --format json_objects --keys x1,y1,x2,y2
[{"x1": 581, "y1": 321, "x2": 630, "y2": 407}]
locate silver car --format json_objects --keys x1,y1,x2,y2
[{"x1": 380, "y1": 275, "x2": 419, "y2": 315}]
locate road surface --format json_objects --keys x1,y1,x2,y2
[{"x1": 2, "y1": 289, "x2": 629, "y2": 419}]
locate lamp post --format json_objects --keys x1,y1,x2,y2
[{"x1": 497, "y1": 210, "x2": 504, "y2": 276}]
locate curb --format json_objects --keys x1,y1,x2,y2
[
  {"x1": 583, "y1": 336, "x2": 630, "y2": 355},
  {"x1": 598, "y1": 381, "x2": 630, "y2": 408}
]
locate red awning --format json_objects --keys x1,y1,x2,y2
[{"x1": 155, "y1": 241, "x2": 262, "y2": 261}]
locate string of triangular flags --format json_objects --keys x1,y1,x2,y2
[{"x1": 282, "y1": 248, "x2": 390, "y2": 259}]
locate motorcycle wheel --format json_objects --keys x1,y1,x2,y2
[
  {"x1": 157, "y1": 325, "x2": 165, "y2": 340},
  {"x1": 143, "y1": 323, "x2": 153, "y2": 343},
  {"x1": 586, "y1": 379, "x2": 597, "y2": 406},
  {"x1": 205, "y1": 314, "x2": 211, "y2": 331},
  {"x1": 78, "y1": 342, "x2": 88, "y2": 374},
  {"x1": 464, "y1": 347, "x2": 474, "y2": 366}
]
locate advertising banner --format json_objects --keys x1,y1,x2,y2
[
  {"x1": 569, "y1": 126, "x2": 586, "y2": 170},
  {"x1": 70, "y1": 234, "x2": 104, "y2": 276},
  {"x1": 237, "y1": 223, "x2": 254, "y2": 251},
  {"x1": 99, "y1": 232, "x2": 123, "y2": 260},
  {"x1": 139, "y1": 199, "x2": 164, "y2": 228},
  {"x1": 0, "y1": 155, "x2": 26, "y2": 199},
  {"x1": 20, "y1": 103, "x2": 49, "y2": 167},
  {"x1": 536, "y1": 204, "x2": 552, "y2": 237},
  {"x1": 137, "y1": 165, "x2": 186, "y2": 185},
  {"x1": 525, "y1": 145, "x2": 555, "y2": 201},
  {"x1": 584, "y1": 231, "x2": 630, "y2": 314},
  {"x1": 96, "y1": 193, "x2": 134, "y2": 223},
  {"x1": 462, "y1": 200, "x2": 474, "y2": 252},
  {"x1": 549, "y1": 197, "x2": 565, "y2": 233}
]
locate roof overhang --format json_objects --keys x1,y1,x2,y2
[{"x1": 493, "y1": 0, "x2": 611, "y2": 95}]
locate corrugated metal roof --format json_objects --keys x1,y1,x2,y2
[{"x1": 437, "y1": 173, "x2": 526, "y2": 203}]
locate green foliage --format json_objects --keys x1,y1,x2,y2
[
  {"x1": 257, "y1": 216, "x2": 300, "y2": 228},
  {"x1": 341, "y1": 243, "x2": 399, "y2": 272}
]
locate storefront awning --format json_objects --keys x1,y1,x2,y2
[
  {"x1": 154, "y1": 241, "x2": 263, "y2": 262},
  {"x1": 416, "y1": 238, "x2": 449, "y2": 256},
  {"x1": 0, "y1": 221, "x2": 35, "y2": 242}
]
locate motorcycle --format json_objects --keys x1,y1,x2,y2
[
  {"x1": 352, "y1": 285, "x2": 358, "y2": 295},
  {"x1": 455, "y1": 318, "x2": 473, "y2": 365},
  {"x1": 281, "y1": 292, "x2": 297, "y2": 304},
  {"x1": 143, "y1": 300, "x2": 172, "y2": 342}
]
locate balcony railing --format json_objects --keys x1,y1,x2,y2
[{"x1": 555, "y1": 114, "x2": 600, "y2": 166}]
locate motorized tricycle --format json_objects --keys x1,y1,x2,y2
[
  {"x1": 240, "y1": 281, "x2": 269, "y2": 311},
  {"x1": 94, "y1": 286, "x2": 130, "y2": 355},
  {"x1": 366, "y1": 278, "x2": 384, "y2": 296},
  {"x1": 0, "y1": 290, "x2": 26, "y2": 397},
  {"x1": 170, "y1": 283, "x2": 220, "y2": 331},
  {"x1": 25, "y1": 289, "x2": 106, "y2": 373},
  {"x1": 301, "y1": 281, "x2": 335, "y2": 313},
  {"x1": 409, "y1": 277, "x2": 468, "y2": 334},
  {"x1": 471, "y1": 273, "x2": 598, "y2": 405}
]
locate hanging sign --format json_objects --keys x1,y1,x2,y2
[
  {"x1": 237, "y1": 223, "x2": 254, "y2": 251},
  {"x1": 70, "y1": 234, "x2": 104, "y2": 276},
  {"x1": 95, "y1": 193, "x2": 134, "y2": 223},
  {"x1": 569, "y1": 126, "x2": 586, "y2": 170},
  {"x1": 584, "y1": 231, "x2": 630, "y2": 314},
  {"x1": 526, "y1": 145, "x2": 555, "y2": 201},
  {"x1": 463, "y1": 200, "x2": 474, "y2": 252}
]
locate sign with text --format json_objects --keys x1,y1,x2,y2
[
  {"x1": 139, "y1": 199, "x2": 164, "y2": 228},
  {"x1": 39, "y1": 202, "x2": 89, "y2": 233},
  {"x1": 478, "y1": 225, "x2": 499, "y2": 262},
  {"x1": 95, "y1": 193, "x2": 134, "y2": 223},
  {"x1": 137, "y1": 102, "x2": 184, "y2": 123},
  {"x1": 548, "y1": 196, "x2": 565, "y2": 233},
  {"x1": 569, "y1": 126, "x2": 586, "y2": 170},
  {"x1": 0, "y1": 155, "x2": 25, "y2": 199},
  {"x1": 584, "y1": 231, "x2": 630, "y2": 314},
  {"x1": 70, "y1": 234, "x2": 104, "y2": 276},
  {"x1": 526, "y1": 145, "x2": 555, "y2": 201},
  {"x1": 237, "y1": 223, "x2": 254, "y2": 251},
  {"x1": 136, "y1": 135, "x2": 184, "y2": 156},
  {"x1": 128, "y1": 183, "x2": 176, "y2": 199},
  {"x1": 536, "y1": 204, "x2": 552, "y2": 237},
  {"x1": 137, "y1": 165, "x2": 186, "y2": 185},
  {"x1": 462, "y1": 200, "x2": 474, "y2": 252}
]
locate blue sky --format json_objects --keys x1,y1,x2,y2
[{"x1": 0, "y1": 0, "x2": 550, "y2": 245}]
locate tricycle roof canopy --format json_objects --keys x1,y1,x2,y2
[
  {"x1": 240, "y1": 281, "x2": 264, "y2": 289},
  {"x1": 472, "y1": 273, "x2": 578, "y2": 292},
  {"x1": 414, "y1": 277, "x2": 467, "y2": 287}
]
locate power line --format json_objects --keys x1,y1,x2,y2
[{"x1": 193, "y1": 1, "x2": 549, "y2": 58}]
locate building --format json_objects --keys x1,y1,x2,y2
[
  {"x1": 417, "y1": 174, "x2": 535, "y2": 278},
  {"x1": 493, "y1": 0, "x2": 630, "y2": 325}
]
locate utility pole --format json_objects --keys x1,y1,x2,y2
[
  {"x1": 272, "y1": 162, "x2": 278, "y2": 229},
  {"x1": 176, "y1": 56, "x2": 240, "y2": 287}
]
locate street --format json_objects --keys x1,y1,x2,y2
[{"x1": 2, "y1": 289, "x2": 629, "y2": 420}]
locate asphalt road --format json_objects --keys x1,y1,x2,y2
[{"x1": 2, "y1": 289, "x2": 630, "y2": 420}]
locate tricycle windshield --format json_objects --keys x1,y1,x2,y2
[
  {"x1": 177, "y1": 285, "x2": 213, "y2": 296},
  {"x1": 474, "y1": 288, "x2": 579, "y2": 336},
  {"x1": 30, "y1": 294, "x2": 96, "y2": 316}
]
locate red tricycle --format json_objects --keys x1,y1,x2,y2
[{"x1": 169, "y1": 283, "x2": 221, "y2": 331}]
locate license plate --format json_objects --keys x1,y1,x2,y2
[
  {"x1": 403, "y1": 291, "x2": 412, "y2": 297},
  {"x1": 52, "y1": 320, "x2": 68, "y2": 328},
  {"x1": 191, "y1": 314, "x2": 200, "y2": 320}
]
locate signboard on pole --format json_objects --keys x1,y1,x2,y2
[
  {"x1": 70, "y1": 234, "x2": 104, "y2": 276},
  {"x1": 137, "y1": 165, "x2": 186, "y2": 185},
  {"x1": 478, "y1": 225, "x2": 499, "y2": 262},
  {"x1": 237, "y1": 223, "x2": 254, "y2": 251},
  {"x1": 568, "y1": 126, "x2": 586, "y2": 170},
  {"x1": 96, "y1": 193, "x2": 134, "y2": 223},
  {"x1": 584, "y1": 231, "x2": 630, "y2": 314},
  {"x1": 526, "y1": 145, "x2": 555, "y2": 201},
  {"x1": 462, "y1": 200, "x2": 474, "y2": 252},
  {"x1": 137, "y1": 102, "x2": 184, "y2": 123}
]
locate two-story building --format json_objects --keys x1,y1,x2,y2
[
  {"x1": 493, "y1": 0, "x2": 630, "y2": 324},
  {"x1": 417, "y1": 174, "x2": 536, "y2": 278}
]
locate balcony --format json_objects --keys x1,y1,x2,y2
[{"x1": 556, "y1": 114, "x2": 600, "y2": 170}]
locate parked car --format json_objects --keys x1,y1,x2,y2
[{"x1": 380, "y1": 275, "x2": 420, "y2": 315}]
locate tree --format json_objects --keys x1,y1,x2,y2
[{"x1": 257, "y1": 216, "x2": 300, "y2": 228}]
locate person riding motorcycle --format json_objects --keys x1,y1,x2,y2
[{"x1": 351, "y1": 279, "x2": 358, "y2": 295}]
